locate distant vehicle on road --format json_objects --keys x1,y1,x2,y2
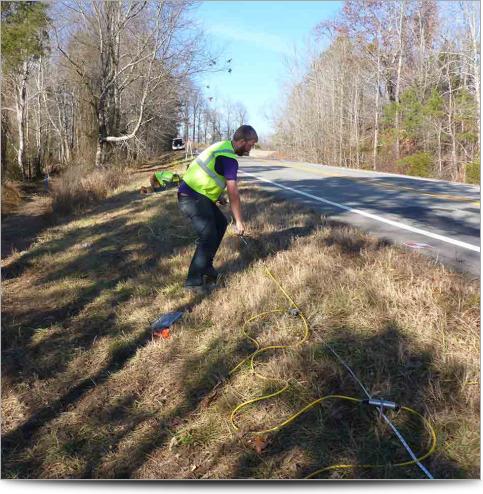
[{"x1": 172, "y1": 138, "x2": 185, "y2": 151}]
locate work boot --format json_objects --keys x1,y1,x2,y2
[
  {"x1": 184, "y1": 274, "x2": 205, "y2": 293},
  {"x1": 184, "y1": 283, "x2": 206, "y2": 295},
  {"x1": 203, "y1": 267, "x2": 220, "y2": 286}
]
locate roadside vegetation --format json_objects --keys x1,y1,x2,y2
[
  {"x1": 272, "y1": 1, "x2": 480, "y2": 183},
  {"x1": 1, "y1": 158, "x2": 479, "y2": 479}
]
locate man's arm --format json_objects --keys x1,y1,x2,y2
[{"x1": 226, "y1": 179, "x2": 244, "y2": 235}]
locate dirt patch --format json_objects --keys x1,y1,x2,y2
[{"x1": 1, "y1": 182, "x2": 53, "y2": 259}]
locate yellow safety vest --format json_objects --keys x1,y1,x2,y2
[{"x1": 182, "y1": 140, "x2": 238, "y2": 202}]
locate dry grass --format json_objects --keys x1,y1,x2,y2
[
  {"x1": 1, "y1": 161, "x2": 480, "y2": 479},
  {"x1": 50, "y1": 165, "x2": 131, "y2": 215},
  {"x1": 1, "y1": 181, "x2": 24, "y2": 215},
  {"x1": 132, "y1": 151, "x2": 192, "y2": 175}
]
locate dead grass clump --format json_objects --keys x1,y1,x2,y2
[
  {"x1": 51, "y1": 165, "x2": 130, "y2": 215},
  {"x1": 1, "y1": 181, "x2": 24, "y2": 215}
]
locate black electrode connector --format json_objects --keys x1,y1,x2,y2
[{"x1": 288, "y1": 308, "x2": 300, "y2": 317}]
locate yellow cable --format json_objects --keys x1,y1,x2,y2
[
  {"x1": 304, "y1": 404, "x2": 437, "y2": 478},
  {"x1": 229, "y1": 267, "x2": 438, "y2": 479}
]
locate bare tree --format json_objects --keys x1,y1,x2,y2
[
  {"x1": 459, "y1": 0, "x2": 480, "y2": 151},
  {"x1": 54, "y1": 0, "x2": 208, "y2": 166},
  {"x1": 273, "y1": 0, "x2": 479, "y2": 182}
]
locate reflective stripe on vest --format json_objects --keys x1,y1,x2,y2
[
  {"x1": 182, "y1": 141, "x2": 238, "y2": 201},
  {"x1": 194, "y1": 155, "x2": 225, "y2": 189}
]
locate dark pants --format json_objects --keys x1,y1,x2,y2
[{"x1": 178, "y1": 191, "x2": 228, "y2": 286}]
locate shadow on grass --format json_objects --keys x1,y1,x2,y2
[
  {"x1": 1, "y1": 294, "x2": 202, "y2": 478},
  {"x1": 88, "y1": 335, "x2": 252, "y2": 479},
  {"x1": 1, "y1": 199, "x2": 188, "y2": 385},
  {"x1": 1, "y1": 181, "x2": 54, "y2": 259},
  {"x1": 223, "y1": 323, "x2": 474, "y2": 479},
  {"x1": 1, "y1": 190, "x2": 152, "y2": 281},
  {"x1": 1, "y1": 186, "x2": 325, "y2": 478},
  {"x1": 1, "y1": 187, "x2": 324, "y2": 380},
  {"x1": 2, "y1": 182, "x2": 475, "y2": 479}
]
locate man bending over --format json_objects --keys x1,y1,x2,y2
[{"x1": 177, "y1": 125, "x2": 258, "y2": 292}]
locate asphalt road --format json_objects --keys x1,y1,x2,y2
[{"x1": 238, "y1": 157, "x2": 481, "y2": 278}]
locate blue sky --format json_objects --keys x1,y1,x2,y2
[{"x1": 195, "y1": 1, "x2": 344, "y2": 139}]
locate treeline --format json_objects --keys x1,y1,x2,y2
[
  {"x1": 1, "y1": 0, "x2": 247, "y2": 182},
  {"x1": 178, "y1": 83, "x2": 248, "y2": 148},
  {"x1": 272, "y1": 0, "x2": 480, "y2": 183}
]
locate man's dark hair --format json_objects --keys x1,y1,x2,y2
[{"x1": 233, "y1": 125, "x2": 258, "y2": 142}]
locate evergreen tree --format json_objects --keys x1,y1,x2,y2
[
  {"x1": 1, "y1": 1, "x2": 49, "y2": 72},
  {"x1": 1, "y1": 1, "x2": 49, "y2": 178}
]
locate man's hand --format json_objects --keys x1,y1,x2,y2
[
  {"x1": 234, "y1": 221, "x2": 245, "y2": 236},
  {"x1": 216, "y1": 196, "x2": 228, "y2": 206}
]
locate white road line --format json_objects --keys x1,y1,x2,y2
[{"x1": 240, "y1": 170, "x2": 481, "y2": 253}]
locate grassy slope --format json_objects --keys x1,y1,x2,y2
[{"x1": 1, "y1": 160, "x2": 480, "y2": 479}]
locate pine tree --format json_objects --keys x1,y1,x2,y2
[{"x1": 1, "y1": 1, "x2": 49, "y2": 178}]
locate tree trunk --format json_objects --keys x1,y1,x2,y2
[
  {"x1": 437, "y1": 125, "x2": 442, "y2": 177},
  {"x1": 1, "y1": 111, "x2": 8, "y2": 181},
  {"x1": 338, "y1": 68, "x2": 344, "y2": 165},
  {"x1": 469, "y1": 6, "x2": 480, "y2": 154},
  {"x1": 373, "y1": 51, "x2": 381, "y2": 171},
  {"x1": 354, "y1": 70, "x2": 360, "y2": 168},
  {"x1": 34, "y1": 57, "x2": 44, "y2": 177},
  {"x1": 14, "y1": 62, "x2": 29, "y2": 177},
  {"x1": 197, "y1": 111, "x2": 201, "y2": 144},
  {"x1": 446, "y1": 63, "x2": 458, "y2": 179},
  {"x1": 331, "y1": 75, "x2": 337, "y2": 164},
  {"x1": 394, "y1": 0, "x2": 405, "y2": 162},
  {"x1": 95, "y1": 138, "x2": 105, "y2": 167}
]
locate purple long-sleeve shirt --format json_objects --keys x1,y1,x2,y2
[{"x1": 178, "y1": 155, "x2": 238, "y2": 199}]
